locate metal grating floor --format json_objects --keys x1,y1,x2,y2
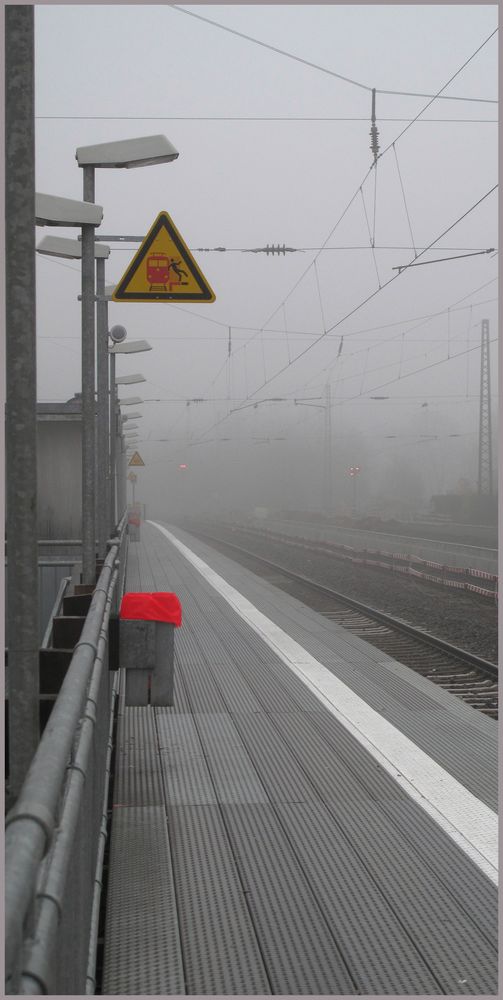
[{"x1": 102, "y1": 522, "x2": 498, "y2": 995}]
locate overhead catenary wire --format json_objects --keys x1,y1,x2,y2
[
  {"x1": 36, "y1": 250, "x2": 497, "y2": 346},
  {"x1": 239, "y1": 184, "x2": 498, "y2": 400},
  {"x1": 360, "y1": 187, "x2": 381, "y2": 285},
  {"x1": 392, "y1": 249, "x2": 495, "y2": 272},
  {"x1": 393, "y1": 144, "x2": 418, "y2": 257},
  {"x1": 168, "y1": 5, "x2": 497, "y2": 104},
  {"x1": 95, "y1": 243, "x2": 497, "y2": 253},
  {"x1": 35, "y1": 115, "x2": 499, "y2": 122},
  {"x1": 190, "y1": 293, "x2": 495, "y2": 435},
  {"x1": 35, "y1": 18, "x2": 497, "y2": 452},
  {"x1": 335, "y1": 336, "x2": 499, "y2": 405},
  {"x1": 225, "y1": 28, "x2": 497, "y2": 381},
  {"x1": 185, "y1": 335, "x2": 496, "y2": 447},
  {"x1": 188, "y1": 245, "x2": 497, "y2": 445}
]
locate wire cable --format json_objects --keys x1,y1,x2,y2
[
  {"x1": 227, "y1": 29, "x2": 497, "y2": 378},
  {"x1": 393, "y1": 143, "x2": 418, "y2": 257},
  {"x1": 242, "y1": 185, "x2": 497, "y2": 399},
  {"x1": 35, "y1": 115, "x2": 499, "y2": 122},
  {"x1": 168, "y1": 6, "x2": 497, "y2": 104}
]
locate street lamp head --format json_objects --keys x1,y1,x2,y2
[
  {"x1": 115, "y1": 374, "x2": 146, "y2": 385},
  {"x1": 36, "y1": 235, "x2": 110, "y2": 259},
  {"x1": 36, "y1": 192, "x2": 103, "y2": 227},
  {"x1": 109, "y1": 340, "x2": 152, "y2": 354},
  {"x1": 75, "y1": 135, "x2": 179, "y2": 169},
  {"x1": 119, "y1": 396, "x2": 144, "y2": 405},
  {"x1": 109, "y1": 324, "x2": 128, "y2": 344}
]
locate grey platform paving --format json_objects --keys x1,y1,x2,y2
[{"x1": 102, "y1": 521, "x2": 498, "y2": 995}]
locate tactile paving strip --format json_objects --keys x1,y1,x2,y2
[
  {"x1": 167, "y1": 803, "x2": 271, "y2": 994},
  {"x1": 102, "y1": 806, "x2": 184, "y2": 995},
  {"x1": 114, "y1": 707, "x2": 164, "y2": 807}
]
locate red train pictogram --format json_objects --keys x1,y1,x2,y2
[{"x1": 147, "y1": 253, "x2": 171, "y2": 289}]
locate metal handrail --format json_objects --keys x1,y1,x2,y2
[{"x1": 5, "y1": 520, "x2": 126, "y2": 993}]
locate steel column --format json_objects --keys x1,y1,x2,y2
[
  {"x1": 118, "y1": 421, "x2": 127, "y2": 520},
  {"x1": 6, "y1": 5, "x2": 40, "y2": 796},
  {"x1": 96, "y1": 259, "x2": 108, "y2": 557},
  {"x1": 477, "y1": 319, "x2": 493, "y2": 495},
  {"x1": 109, "y1": 352, "x2": 117, "y2": 532},
  {"x1": 322, "y1": 381, "x2": 333, "y2": 513},
  {"x1": 81, "y1": 167, "x2": 96, "y2": 584}
]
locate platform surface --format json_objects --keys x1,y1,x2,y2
[{"x1": 102, "y1": 521, "x2": 498, "y2": 995}]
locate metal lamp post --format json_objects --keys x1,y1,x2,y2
[
  {"x1": 36, "y1": 193, "x2": 104, "y2": 585},
  {"x1": 36, "y1": 235, "x2": 112, "y2": 560},
  {"x1": 113, "y1": 373, "x2": 146, "y2": 528},
  {"x1": 5, "y1": 194, "x2": 103, "y2": 798},
  {"x1": 75, "y1": 136, "x2": 178, "y2": 580},
  {"x1": 109, "y1": 340, "x2": 151, "y2": 528},
  {"x1": 348, "y1": 465, "x2": 361, "y2": 517}
]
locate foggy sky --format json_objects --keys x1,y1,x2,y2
[{"x1": 34, "y1": 5, "x2": 498, "y2": 518}]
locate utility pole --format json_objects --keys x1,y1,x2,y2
[
  {"x1": 477, "y1": 319, "x2": 493, "y2": 495},
  {"x1": 322, "y1": 382, "x2": 333, "y2": 514},
  {"x1": 6, "y1": 5, "x2": 40, "y2": 796}
]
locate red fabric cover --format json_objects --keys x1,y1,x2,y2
[{"x1": 120, "y1": 592, "x2": 182, "y2": 626}]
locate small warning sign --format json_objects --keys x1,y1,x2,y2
[
  {"x1": 112, "y1": 211, "x2": 216, "y2": 303},
  {"x1": 128, "y1": 451, "x2": 145, "y2": 467}
]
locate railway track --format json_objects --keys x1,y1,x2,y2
[{"x1": 189, "y1": 527, "x2": 498, "y2": 720}]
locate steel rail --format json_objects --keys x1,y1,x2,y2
[{"x1": 192, "y1": 528, "x2": 498, "y2": 681}]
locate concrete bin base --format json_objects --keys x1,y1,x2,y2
[{"x1": 120, "y1": 619, "x2": 174, "y2": 706}]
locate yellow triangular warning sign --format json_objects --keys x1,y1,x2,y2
[
  {"x1": 128, "y1": 451, "x2": 145, "y2": 467},
  {"x1": 112, "y1": 211, "x2": 216, "y2": 303}
]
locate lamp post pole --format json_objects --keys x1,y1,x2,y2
[
  {"x1": 96, "y1": 258, "x2": 109, "y2": 558},
  {"x1": 348, "y1": 465, "x2": 361, "y2": 517},
  {"x1": 109, "y1": 339, "x2": 151, "y2": 527},
  {"x1": 109, "y1": 351, "x2": 117, "y2": 532},
  {"x1": 76, "y1": 134, "x2": 179, "y2": 557},
  {"x1": 118, "y1": 417, "x2": 127, "y2": 518},
  {"x1": 6, "y1": 5, "x2": 39, "y2": 795},
  {"x1": 81, "y1": 165, "x2": 97, "y2": 584}
]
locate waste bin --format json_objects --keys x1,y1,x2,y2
[{"x1": 119, "y1": 591, "x2": 182, "y2": 706}]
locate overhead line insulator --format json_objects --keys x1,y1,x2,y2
[{"x1": 370, "y1": 88, "x2": 380, "y2": 163}]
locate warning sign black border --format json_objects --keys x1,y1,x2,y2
[
  {"x1": 128, "y1": 451, "x2": 145, "y2": 467},
  {"x1": 112, "y1": 211, "x2": 216, "y2": 302}
]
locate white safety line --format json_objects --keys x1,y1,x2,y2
[{"x1": 149, "y1": 521, "x2": 498, "y2": 885}]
